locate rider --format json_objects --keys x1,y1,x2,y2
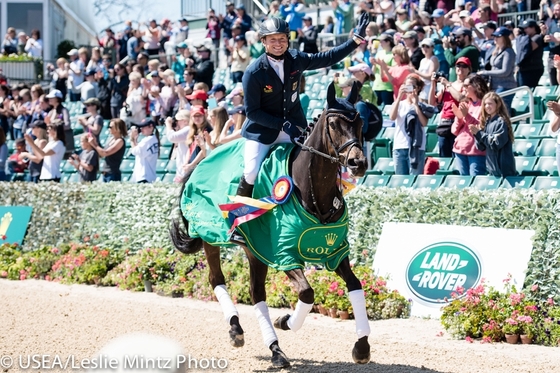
[{"x1": 236, "y1": 14, "x2": 370, "y2": 198}]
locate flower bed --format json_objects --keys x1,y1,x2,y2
[
  {"x1": 441, "y1": 275, "x2": 560, "y2": 346},
  {"x1": 0, "y1": 241, "x2": 410, "y2": 321}
]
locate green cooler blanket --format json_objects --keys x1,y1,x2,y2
[{"x1": 180, "y1": 138, "x2": 350, "y2": 271}]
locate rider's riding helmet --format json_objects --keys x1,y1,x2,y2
[{"x1": 258, "y1": 17, "x2": 290, "y2": 39}]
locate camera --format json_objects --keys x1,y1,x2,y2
[
  {"x1": 434, "y1": 71, "x2": 447, "y2": 80},
  {"x1": 449, "y1": 35, "x2": 457, "y2": 45},
  {"x1": 171, "y1": 117, "x2": 177, "y2": 129}
]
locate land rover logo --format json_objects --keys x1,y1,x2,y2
[{"x1": 406, "y1": 242, "x2": 481, "y2": 304}]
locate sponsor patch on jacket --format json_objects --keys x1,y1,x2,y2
[
  {"x1": 292, "y1": 82, "x2": 298, "y2": 91},
  {"x1": 264, "y1": 85, "x2": 273, "y2": 93}
]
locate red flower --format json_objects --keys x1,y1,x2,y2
[{"x1": 1, "y1": 235, "x2": 6, "y2": 240}]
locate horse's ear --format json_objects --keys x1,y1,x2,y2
[
  {"x1": 347, "y1": 81, "x2": 360, "y2": 105},
  {"x1": 327, "y1": 81, "x2": 337, "y2": 108}
]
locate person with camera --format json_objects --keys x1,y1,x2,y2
[
  {"x1": 23, "y1": 120, "x2": 65, "y2": 182},
  {"x1": 68, "y1": 134, "x2": 99, "y2": 182},
  {"x1": 17, "y1": 120, "x2": 47, "y2": 182},
  {"x1": 88, "y1": 118, "x2": 127, "y2": 182},
  {"x1": 164, "y1": 110, "x2": 190, "y2": 182},
  {"x1": 477, "y1": 26, "x2": 516, "y2": 111},
  {"x1": 44, "y1": 89, "x2": 74, "y2": 158},
  {"x1": 389, "y1": 74, "x2": 436, "y2": 175},
  {"x1": 130, "y1": 118, "x2": 160, "y2": 183},
  {"x1": 409, "y1": 38, "x2": 439, "y2": 102},
  {"x1": 429, "y1": 57, "x2": 472, "y2": 157},
  {"x1": 516, "y1": 18, "x2": 545, "y2": 89},
  {"x1": 78, "y1": 98, "x2": 104, "y2": 144},
  {"x1": 443, "y1": 27, "x2": 480, "y2": 82}
]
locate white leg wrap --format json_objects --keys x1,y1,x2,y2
[
  {"x1": 349, "y1": 289, "x2": 371, "y2": 339},
  {"x1": 286, "y1": 300, "x2": 313, "y2": 332},
  {"x1": 254, "y1": 301, "x2": 278, "y2": 348},
  {"x1": 214, "y1": 285, "x2": 238, "y2": 324}
]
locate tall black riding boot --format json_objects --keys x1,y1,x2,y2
[{"x1": 236, "y1": 176, "x2": 254, "y2": 198}]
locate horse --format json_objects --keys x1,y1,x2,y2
[{"x1": 170, "y1": 81, "x2": 370, "y2": 369}]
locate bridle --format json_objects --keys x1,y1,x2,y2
[
  {"x1": 291, "y1": 108, "x2": 363, "y2": 224},
  {"x1": 291, "y1": 108, "x2": 363, "y2": 168}
]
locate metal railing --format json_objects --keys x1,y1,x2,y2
[
  {"x1": 498, "y1": 86, "x2": 534, "y2": 125},
  {"x1": 497, "y1": 10, "x2": 539, "y2": 27}
]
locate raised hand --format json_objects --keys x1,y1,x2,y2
[{"x1": 354, "y1": 12, "x2": 369, "y2": 39}]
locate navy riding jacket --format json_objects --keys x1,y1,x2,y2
[{"x1": 241, "y1": 39, "x2": 358, "y2": 145}]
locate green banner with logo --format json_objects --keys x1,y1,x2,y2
[{"x1": 0, "y1": 206, "x2": 33, "y2": 245}]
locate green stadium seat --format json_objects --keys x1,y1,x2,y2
[
  {"x1": 536, "y1": 138, "x2": 557, "y2": 156},
  {"x1": 512, "y1": 139, "x2": 540, "y2": 157},
  {"x1": 534, "y1": 156, "x2": 558, "y2": 176},
  {"x1": 159, "y1": 147, "x2": 172, "y2": 159},
  {"x1": 160, "y1": 135, "x2": 173, "y2": 148},
  {"x1": 387, "y1": 175, "x2": 416, "y2": 188},
  {"x1": 426, "y1": 131, "x2": 439, "y2": 157},
  {"x1": 381, "y1": 104, "x2": 393, "y2": 118},
  {"x1": 156, "y1": 160, "x2": 168, "y2": 173},
  {"x1": 155, "y1": 172, "x2": 166, "y2": 182},
  {"x1": 431, "y1": 157, "x2": 452, "y2": 170},
  {"x1": 515, "y1": 123, "x2": 545, "y2": 139},
  {"x1": 471, "y1": 176, "x2": 502, "y2": 190},
  {"x1": 533, "y1": 176, "x2": 560, "y2": 190},
  {"x1": 67, "y1": 173, "x2": 81, "y2": 183},
  {"x1": 441, "y1": 175, "x2": 473, "y2": 189},
  {"x1": 62, "y1": 160, "x2": 76, "y2": 173},
  {"x1": 501, "y1": 176, "x2": 535, "y2": 188},
  {"x1": 120, "y1": 159, "x2": 135, "y2": 174},
  {"x1": 413, "y1": 175, "x2": 444, "y2": 189},
  {"x1": 361, "y1": 174, "x2": 390, "y2": 187},
  {"x1": 371, "y1": 157, "x2": 394, "y2": 175},
  {"x1": 538, "y1": 120, "x2": 557, "y2": 138},
  {"x1": 166, "y1": 159, "x2": 177, "y2": 173},
  {"x1": 515, "y1": 156, "x2": 538, "y2": 175},
  {"x1": 533, "y1": 85, "x2": 559, "y2": 102},
  {"x1": 161, "y1": 173, "x2": 176, "y2": 183},
  {"x1": 533, "y1": 109, "x2": 556, "y2": 125}
]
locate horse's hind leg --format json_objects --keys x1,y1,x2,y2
[
  {"x1": 274, "y1": 268, "x2": 314, "y2": 333},
  {"x1": 335, "y1": 257, "x2": 371, "y2": 364},
  {"x1": 244, "y1": 248, "x2": 290, "y2": 369},
  {"x1": 203, "y1": 242, "x2": 244, "y2": 347}
]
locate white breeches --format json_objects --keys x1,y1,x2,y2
[{"x1": 243, "y1": 131, "x2": 292, "y2": 185}]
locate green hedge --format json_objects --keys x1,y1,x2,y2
[{"x1": 4, "y1": 183, "x2": 560, "y2": 301}]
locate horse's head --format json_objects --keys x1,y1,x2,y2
[{"x1": 323, "y1": 80, "x2": 368, "y2": 177}]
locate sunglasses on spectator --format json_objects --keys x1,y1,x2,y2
[
  {"x1": 456, "y1": 64, "x2": 469, "y2": 68},
  {"x1": 421, "y1": 45, "x2": 432, "y2": 49}
]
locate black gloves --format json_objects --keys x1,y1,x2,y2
[
  {"x1": 353, "y1": 12, "x2": 369, "y2": 41},
  {"x1": 282, "y1": 121, "x2": 305, "y2": 139}
]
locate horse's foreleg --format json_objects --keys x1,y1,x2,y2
[
  {"x1": 203, "y1": 242, "x2": 244, "y2": 347},
  {"x1": 244, "y1": 249, "x2": 289, "y2": 369},
  {"x1": 274, "y1": 268, "x2": 314, "y2": 333},
  {"x1": 335, "y1": 257, "x2": 371, "y2": 364}
]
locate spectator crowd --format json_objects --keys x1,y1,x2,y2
[{"x1": 2, "y1": 0, "x2": 560, "y2": 183}]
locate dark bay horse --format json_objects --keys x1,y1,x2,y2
[{"x1": 170, "y1": 81, "x2": 369, "y2": 368}]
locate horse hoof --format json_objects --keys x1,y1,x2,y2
[
  {"x1": 229, "y1": 333, "x2": 244, "y2": 348},
  {"x1": 229, "y1": 317, "x2": 245, "y2": 348},
  {"x1": 270, "y1": 343, "x2": 290, "y2": 369},
  {"x1": 273, "y1": 314, "x2": 291, "y2": 331},
  {"x1": 352, "y1": 336, "x2": 371, "y2": 364}
]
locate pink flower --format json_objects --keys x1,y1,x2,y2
[
  {"x1": 547, "y1": 298, "x2": 555, "y2": 306},
  {"x1": 481, "y1": 336, "x2": 492, "y2": 344},
  {"x1": 51, "y1": 247, "x2": 59, "y2": 254},
  {"x1": 328, "y1": 281, "x2": 339, "y2": 292},
  {"x1": 83, "y1": 236, "x2": 90, "y2": 242},
  {"x1": 465, "y1": 336, "x2": 474, "y2": 343},
  {"x1": 19, "y1": 274, "x2": 26, "y2": 280},
  {"x1": 436, "y1": 331, "x2": 444, "y2": 337},
  {"x1": 531, "y1": 284, "x2": 539, "y2": 292},
  {"x1": 337, "y1": 289, "x2": 344, "y2": 296},
  {"x1": 0, "y1": 270, "x2": 7, "y2": 277}
]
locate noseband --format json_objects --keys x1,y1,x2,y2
[{"x1": 292, "y1": 109, "x2": 362, "y2": 168}]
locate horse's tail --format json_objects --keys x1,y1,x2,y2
[{"x1": 169, "y1": 169, "x2": 203, "y2": 255}]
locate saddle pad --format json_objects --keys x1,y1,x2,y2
[{"x1": 181, "y1": 138, "x2": 350, "y2": 271}]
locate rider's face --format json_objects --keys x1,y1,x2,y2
[{"x1": 262, "y1": 34, "x2": 289, "y2": 57}]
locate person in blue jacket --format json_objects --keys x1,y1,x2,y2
[{"x1": 236, "y1": 14, "x2": 369, "y2": 197}]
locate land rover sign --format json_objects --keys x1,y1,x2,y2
[{"x1": 406, "y1": 242, "x2": 481, "y2": 304}]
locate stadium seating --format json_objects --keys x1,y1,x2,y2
[
  {"x1": 413, "y1": 175, "x2": 444, "y2": 189},
  {"x1": 501, "y1": 176, "x2": 535, "y2": 189},
  {"x1": 441, "y1": 175, "x2": 473, "y2": 189}
]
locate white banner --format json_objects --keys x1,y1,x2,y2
[{"x1": 372, "y1": 223, "x2": 535, "y2": 318}]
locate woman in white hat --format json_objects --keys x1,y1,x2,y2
[
  {"x1": 410, "y1": 38, "x2": 439, "y2": 102},
  {"x1": 45, "y1": 89, "x2": 74, "y2": 157}
]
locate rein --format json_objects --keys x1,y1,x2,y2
[{"x1": 291, "y1": 108, "x2": 362, "y2": 224}]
